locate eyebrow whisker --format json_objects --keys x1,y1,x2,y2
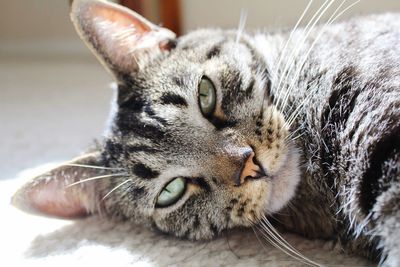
[{"x1": 66, "y1": 173, "x2": 128, "y2": 187}]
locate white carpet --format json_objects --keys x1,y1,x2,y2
[{"x1": 1, "y1": 167, "x2": 374, "y2": 267}]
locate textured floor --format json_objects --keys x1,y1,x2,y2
[
  {"x1": 2, "y1": 170, "x2": 373, "y2": 267},
  {"x1": 0, "y1": 55, "x2": 374, "y2": 266}
]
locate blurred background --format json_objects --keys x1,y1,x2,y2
[{"x1": 1, "y1": 0, "x2": 399, "y2": 180}]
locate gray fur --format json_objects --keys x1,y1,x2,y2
[
  {"x1": 12, "y1": 1, "x2": 400, "y2": 265},
  {"x1": 268, "y1": 13, "x2": 400, "y2": 264}
]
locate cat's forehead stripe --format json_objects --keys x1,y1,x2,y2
[
  {"x1": 172, "y1": 76, "x2": 185, "y2": 87},
  {"x1": 206, "y1": 43, "x2": 222, "y2": 60},
  {"x1": 133, "y1": 163, "x2": 160, "y2": 179},
  {"x1": 238, "y1": 39, "x2": 273, "y2": 102},
  {"x1": 126, "y1": 144, "x2": 160, "y2": 154},
  {"x1": 116, "y1": 111, "x2": 165, "y2": 140},
  {"x1": 159, "y1": 92, "x2": 188, "y2": 107},
  {"x1": 220, "y1": 69, "x2": 249, "y2": 111}
]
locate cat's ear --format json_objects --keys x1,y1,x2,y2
[
  {"x1": 11, "y1": 152, "x2": 105, "y2": 219},
  {"x1": 70, "y1": 0, "x2": 176, "y2": 75}
]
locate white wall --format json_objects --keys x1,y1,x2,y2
[
  {"x1": 0, "y1": 1, "x2": 75, "y2": 41},
  {"x1": 0, "y1": 0, "x2": 89, "y2": 56},
  {"x1": 1, "y1": 0, "x2": 399, "y2": 55},
  {"x1": 181, "y1": 0, "x2": 400, "y2": 33}
]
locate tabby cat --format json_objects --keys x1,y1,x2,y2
[{"x1": 12, "y1": 0, "x2": 400, "y2": 265}]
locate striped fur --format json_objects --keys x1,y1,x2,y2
[
  {"x1": 12, "y1": 1, "x2": 399, "y2": 265},
  {"x1": 99, "y1": 13, "x2": 399, "y2": 263}
]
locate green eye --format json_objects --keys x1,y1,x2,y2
[
  {"x1": 198, "y1": 77, "x2": 216, "y2": 116},
  {"x1": 156, "y1": 177, "x2": 187, "y2": 207}
]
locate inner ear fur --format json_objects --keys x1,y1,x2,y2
[
  {"x1": 11, "y1": 152, "x2": 106, "y2": 219},
  {"x1": 70, "y1": 0, "x2": 176, "y2": 76}
]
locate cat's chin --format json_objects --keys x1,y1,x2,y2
[{"x1": 263, "y1": 146, "x2": 301, "y2": 214}]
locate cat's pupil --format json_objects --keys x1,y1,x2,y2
[{"x1": 198, "y1": 77, "x2": 216, "y2": 116}]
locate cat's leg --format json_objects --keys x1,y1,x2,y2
[
  {"x1": 333, "y1": 86, "x2": 400, "y2": 265},
  {"x1": 371, "y1": 175, "x2": 400, "y2": 267},
  {"x1": 335, "y1": 150, "x2": 400, "y2": 266},
  {"x1": 276, "y1": 74, "x2": 400, "y2": 265}
]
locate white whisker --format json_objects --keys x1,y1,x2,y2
[
  {"x1": 252, "y1": 226, "x2": 273, "y2": 252},
  {"x1": 280, "y1": 0, "x2": 345, "y2": 112},
  {"x1": 263, "y1": 218, "x2": 309, "y2": 257},
  {"x1": 283, "y1": 78, "x2": 320, "y2": 128},
  {"x1": 256, "y1": 224, "x2": 314, "y2": 265},
  {"x1": 277, "y1": 0, "x2": 336, "y2": 111},
  {"x1": 275, "y1": 0, "x2": 334, "y2": 109},
  {"x1": 101, "y1": 179, "x2": 132, "y2": 200},
  {"x1": 273, "y1": 0, "x2": 314, "y2": 84},
  {"x1": 236, "y1": 9, "x2": 248, "y2": 43},
  {"x1": 330, "y1": 0, "x2": 361, "y2": 24},
  {"x1": 63, "y1": 163, "x2": 124, "y2": 171},
  {"x1": 66, "y1": 173, "x2": 127, "y2": 187},
  {"x1": 259, "y1": 216, "x2": 322, "y2": 266},
  {"x1": 284, "y1": 88, "x2": 318, "y2": 129},
  {"x1": 287, "y1": 129, "x2": 306, "y2": 142},
  {"x1": 282, "y1": 0, "x2": 360, "y2": 128}
]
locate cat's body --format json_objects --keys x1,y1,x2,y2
[
  {"x1": 261, "y1": 14, "x2": 400, "y2": 263},
  {"x1": 12, "y1": 1, "x2": 399, "y2": 265}
]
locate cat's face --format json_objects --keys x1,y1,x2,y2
[
  {"x1": 12, "y1": 0, "x2": 300, "y2": 240},
  {"x1": 101, "y1": 29, "x2": 300, "y2": 239}
]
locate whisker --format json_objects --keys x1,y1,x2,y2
[
  {"x1": 275, "y1": 0, "x2": 334, "y2": 109},
  {"x1": 254, "y1": 226, "x2": 307, "y2": 264},
  {"x1": 259, "y1": 220, "x2": 298, "y2": 254},
  {"x1": 236, "y1": 9, "x2": 248, "y2": 43},
  {"x1": 330, "y1": 0, "x2": 361, "y2": 24},
  {"x1": 225, "y1": 231, "x2": 241, "y2": 259},
  {"x1": 255, "y1": 224, "x2": 311, "y2": 265},
  {"x1": 264, "y1": 217, "x2": 322, "y2": 266},
  {"x1": 259, "y1": 216, "x2": 322, "y2": 266},
  {"x1": 284, "y1": 88, "x2": 318, "y2": 129},
  {"x1": 101, "y1": 179, "x2": 132, "y2": 200},
  {"x1": 272, "y1": 0, "x2": 314, "y2": 84},
  {"x1": 280, "y1": 0, "x2": 343, "y2": 112},
  {"x1": 281, "y1": 1, "x2": 361, "y2": 141},
  {"x1": 252, "y1": 226, "x2": 272, "y2": 252},
  {"x1": 63, "y1": 163, "x2": 124, "y2": 171},
  {"x1": 66, "y1": 173, "x2": 128, "y2": 187},
  {"x1": 262, "y1": 217, "x2": 307, "y2": 257},
  {"x1": 286, "y1": 122, "x2": 304, "y2": 139},
  {"x1": 251, "y1": 218, "x2": 310, "y2": 263},
  {"x1": 283, "y1": 78, "x2": 320, "y2": 128},
  {"x1": 287, "y1": 131, "x2": 306, "y2": 143},
  {"x1": 281, "y1": 0, "x2": 360, "y2": 114},
  {"x1": 277, "y1": 0, "x2": 336, "y2": 111}
]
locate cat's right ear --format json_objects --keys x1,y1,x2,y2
[{"x1": 70, "y1": 0, "x2": 176, "y2": 76}]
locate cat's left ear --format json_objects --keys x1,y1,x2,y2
[
  {"x1": 71, "y1": 0, "x2": 176, "y2": 76},
  {"x1": 11, "y1": 152, "x2": 105, "y2": 219}
]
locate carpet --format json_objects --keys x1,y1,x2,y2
[{"x1": 1, "y1": 165, "x2": 374, "y2": 267}]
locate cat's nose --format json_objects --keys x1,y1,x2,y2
[{"x1": 234, "y1": 151, "x2": 266, "y2": 186}]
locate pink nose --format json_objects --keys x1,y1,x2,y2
[{"x1": 235, "y1": 151, "x2": 266, "y2": 186}]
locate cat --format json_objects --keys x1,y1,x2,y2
[{"x1": 11, "y1": 0, "x2": 399, "y2": 265}]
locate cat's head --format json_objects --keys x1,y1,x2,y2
[{"x1": 12, "y1": 0, "x2": 300, "y2": 240}]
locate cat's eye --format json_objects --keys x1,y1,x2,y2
[
  {"x1": 156, "y1": 177, "x2": 187, "y2": 207},
  {"x1": 198, "y1": 77, "x2": 216, "y2": 116}
]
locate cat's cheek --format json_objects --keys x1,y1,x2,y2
[{"x1": 265, "y1": 148, "x2": 301, "y2": 213}]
